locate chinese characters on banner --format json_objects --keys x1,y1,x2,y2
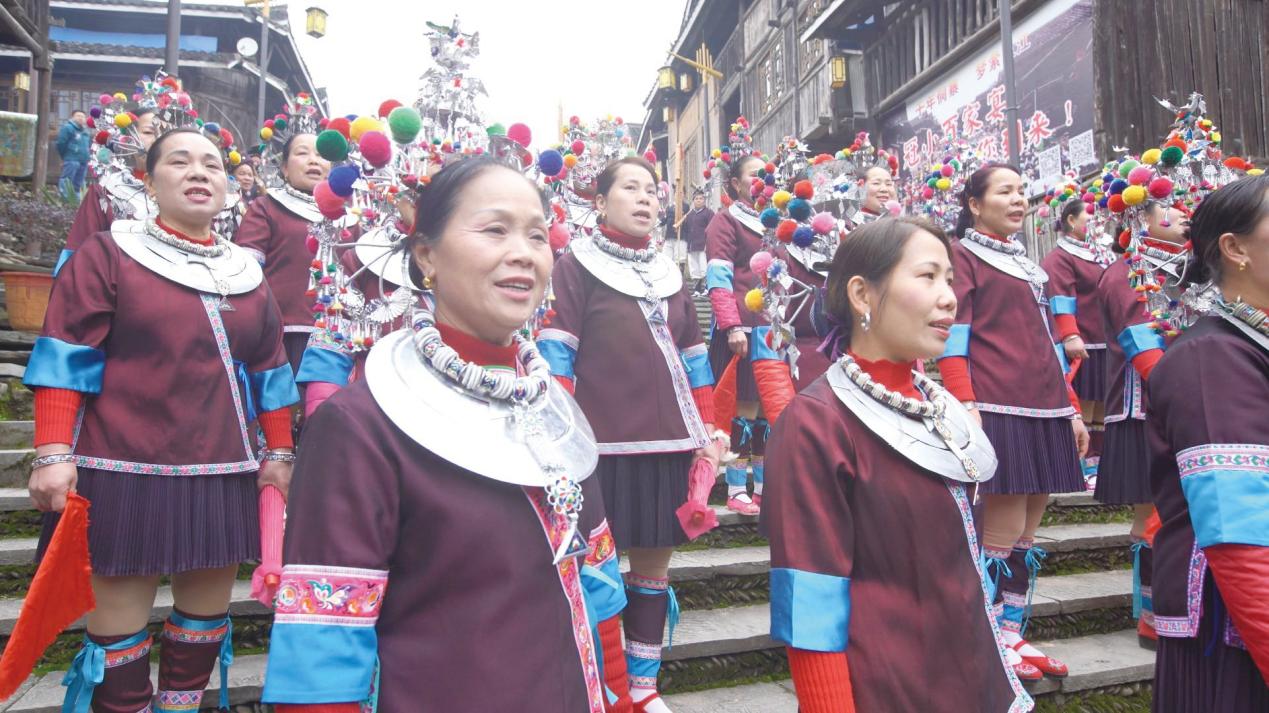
[{"x1": 880, "y1": 0, "x2": 1097, "y2": 197}]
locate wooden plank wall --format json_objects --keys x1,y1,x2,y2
[{"x1": 1092, "y1": 0, "x2": 1268, "y2": 162}]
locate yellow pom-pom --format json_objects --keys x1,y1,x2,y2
[
  {"x1": 1141, "y1": 148, "x2": 1162, "y2": 165},
  {"x1": 1248, "y1": 168, "x2": 1265, "y2": 176},
  {"x1": 1200, "y1": 119, "x2": 1213, "y2": 129},
  {"x1": 563, "y1": 154, "x2": 578, "y2": 169},
  {"x1": 842, "y1": 148, "x2": 852, "y2": 157},
  {"x1": 1093, "y1": 178, "x2": 1104, "y2": 188},
  {"x1": 113, "y1": 92, "x2": 127, "y2": 102},
  {"x1": 228, "y1": 150, "x2": 241, "y2": 166},
  {"x1": 935, "y1": 177, "x2": 952, "y2": 191},
  {"x1": 744, "y1": 288, "x2": 765, "y2": 312},
  {"x1": 1122, "y1": 185, "x2": 1147, "y2": 206},
  {"x1": 772, "y1": 190, "x2": 792, "y2": 209},
  {"x1": 260, "y1": 127, "x2": 274, "y2": 141},
  {"x1": 349, "y1": 116, "x2": 382, "y2": 141},
  {"x1": 1210, "y1": 131, "x2": 1221, "y2": 143},
  {"x1": 113, "y1": 113, "x2": 132, "y2": 129},
  {"x1": 711, "y1": 148, "x2": 722, "y2": 159}
]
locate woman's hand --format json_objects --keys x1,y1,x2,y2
[
  {"x1": 1063, "y1": 335, "x2": 1089, "y2": 361},
  {"x1": 965, "y1": 405, "x2": 983, "y2": 428},
  {"x1": 29, "y1": 444, "x2": 77, "y2": 512},
  {"x1": 727, "y1": 328, "x2": 749, "y2": 358},
  {"x1": 1071, "y1": 418, "x2": 1090, "y2": 458},
  {"x1": 258, "y1": 456, "x2": 294, "y2": 500}
]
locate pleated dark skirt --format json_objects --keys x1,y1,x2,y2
[
  {"x1": 283, "y1": 331, "x2": 310, "y2": 376},
  {"x1": 1094, "y1": 418, "x2": 1153, "y2": 505},
  {"x1": 596, "y1": 451, "x2": 692, "y2": 550},
  {"x1": 36, "y1": 468, "x2": 260, "y2": 577},
  {"x1": 1153, "y1": 580, "x2": 1269, "y2": 712},
  {"x1": 708, "y1": 329, "x2": 758, "y2": 403},
  {"x1": 977, "y1": 413, "x2": 1084, "y2": 495},
  {"x1": 1071, "y1": 346, "x2": 1109, "y2": 404}
]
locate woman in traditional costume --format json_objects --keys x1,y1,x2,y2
[
  {"x1": 1095, "y1": 200, "x2": 1190, "y2": 646},
  {"x1": 25, "y1": 128, "x2": 299, "y2": 712},
  {"x1": 1041, "y1": 197, "x2": 1114, "y2": 486},
  {"x1": 764, "y1": 217, "x2": 1032, "y2": 713},
  {"x1": 936, "y1": 164, "x2": 1088, "y2": 681},
  {"x1": 705, "y1": 128, "x2": 792, "y2": 515},
  {"x1": 541, "y1": 156, "x2": 719, "y2": 713},
  {"x1": 1147, "y1": 174, "x2": 1269, "y2": 712},
  {"x1": 233, "y1": 131, "x2": 331, "y2": 374},
  {"x1": 261, "y1": 157, "x2": 628, "y2": 713}
]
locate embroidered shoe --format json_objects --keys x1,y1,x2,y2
[
  {"x1": 751, "y1": 494, "x2": 762, "y2": 508},
  {"x1": 726, "y1": 494, "x2": 760, "y2": 516},
  {"x1": 1004, "y1": 646, "x2": 1043, "y2": 682},
  {"x1": 633, "y1": 692, "x2": 673, "y2": 713},
  {"x1": 1013, "y1": 639, "x2": 1069, "y2": 678}
]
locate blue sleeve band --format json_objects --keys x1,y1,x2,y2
[
  {"x1": 538, "y1": 338, "x2": 577, "y2": 380},
  {"x1": 749, "y1": 326, "x2": 780, "y2": 363},
  {"x1": 1051, "y1": 295, "x2": 1078, "y2": 316},
  {"x1": 769, "y1": 567, "x2": 851, "y2": 652},
  {"x1": 249, "y1": 363, "x2": 301, "y2": 413},
  {"x1": 23, "y1": 337, "x2": 106, "y2": 393},
  {"x1": 1118, "y1": 323, "x2": 1166, "y2": 362},
  {"x1": 581, "y1": 558, "x2": 627, "y2": 622},
  {"x1": 295, "y1": 346, "x2": 354, "y2": 387},
  {"x1": 261, "y1": 623, "x2": 377, "y2": 703},
  {"x1": 1178, "y1": 444, "x2": 1269, "y2": 548},
  {"x1": 940, "y1": 324, "x2": 971, "y2": 359},
  {"x1": 1054, "y1": 341, "x2": 1071, "y2": 375},
  {"x1": 53, "y1": 249, "x2": 74, "y2": 277},
  {"x1": 705, "y1": 260, "x2": 734, "y2": 291},
  {"x1": 680, "y1": 345, "x2": 714, "y2": 389}
]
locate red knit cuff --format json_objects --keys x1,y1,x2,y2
[
  {"x1": 1205, "y1": 544, "x2": 1269, "y2": 680},
  {"x1": 936, "y1": 356, "x2": 976, "y2": 403},
  {"x1": 708, "y1": 287, "x2": 741, "y2": 330},
  {"x1": 273, "y1": 704, "x2": 361, "y2": 713},
  {"x1": 554, "y1": 374, "x2": 575, "y2": 395},
  {"x1": 787, "y1": 648, "x2": 854, "y2": 713},
  {"x1": 258, "y1": 408, "x2": 294, "y2": 450},
  {"x1": 34, "y1": 388, "x2": 82, "y2": 447},
  {"x1": 1054, "y1": 314, "x2": 1080, "y2": 341},
  {"x1": 1132, "y1": 349, "x2": 1163, "y2": 381},
  {"x1": 691, "y1": 386, "x2": 715, "y2": 427}
]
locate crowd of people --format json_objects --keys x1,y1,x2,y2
[{"x1": 2, "y1": 58, "x2": 1266, "y2": 713}]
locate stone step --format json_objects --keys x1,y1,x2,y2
[
  {"x1": 0, "y1": 422, "x2": 32, "y2": 450},
  {"x1": 0, "y1": 451, "x2": 32, "y2": 489},
  {"x1": 0, "y1": 538, "x2": 37, "y2": 566}
]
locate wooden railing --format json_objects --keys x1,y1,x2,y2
[{"x1": 716, "y1": 26, "x2": 744, "y2": 98}]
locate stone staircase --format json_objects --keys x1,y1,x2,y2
[{"x1": 0, "y1": 432, "x2": 1154, "y2": 713}]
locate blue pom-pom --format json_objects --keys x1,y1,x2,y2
[
  {"x1": 1098, "y1": 196, "x2": 1109, "y2": 208},
  {"x1": 537, "y1": 149, "x2": 564, "y2": 176},
  {"x1": 759, "y1": 207, "x2": 781, "y2": 228},
  {"x1": 788, "y1": 198, "x2": 812, "y2": 221},
  {"x1": 764, "y1": 174, "x2": 776, "y2": 186},
  {"x1": 345, "y1": 114, "x2": 358, "y2": 121},
  {"x1": 1108, "y1": 178, "x2": 1129, "y2": 195},
  {"x1": 792, "y1": 225, "x2": 816, "y2": 247},
  {"x1": 204, "y1": 122, "x2": 220, "y2": 135},
  {"x1": 328, "y1": 165, "x2": 360, "y2": 198}
]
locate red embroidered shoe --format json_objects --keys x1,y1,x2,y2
[
  {"x1": 1014, "y1": 640, "x2": 1069, "y2": 678},
  {"x1": 726, "y1": 494, "x2": 760, "y2": 516},
  {"x1": 1004, "y1": 647, "x2": 1043, "y2": 682}
]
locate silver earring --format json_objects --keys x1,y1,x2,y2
[{"x1": 861, "y1": 311, "x2": 871, "y2": 332}]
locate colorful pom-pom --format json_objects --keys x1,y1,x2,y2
[
  {"x1": 538, "y1": 149, "x2": 564, "y2": 176},
  {"x1": 749, "y1": 251, "x2": 773, "y2": 275},
  {"x1": 315, "y1": 130, "x2": 349, "y2": 162},
  {"x1": 759, "y1": 207, "x2": 781, "y2": 228},
  {"x1": 1108, "y1": 193, "x2": 1127, "y2": 214},
  {"x1": 792, "y1": 226, "x2": 816, "y2": 248},
  {"x1": 744, "y1": 288, "x2": 765, "y2": 312},
  {"x1": 793, "y1": 180, "x2": 814, "y2": 200},
  {"x1": 1160, "y1": 145, "x2": 1184, "y2": 166},
  {"x1": 1147, "y1": 177, "x2": 1173, "y2": 199},
  {"x1": 349, "y1": 116, "x2": 381, "y2": 141},
  {"x1": 772, "y1": 190, "x2": 792, "y2": 209},
  {"x1": 1127, "y1": 166, "x2": 1153, "y2": 186},
  {"x1": 886, "y1": 200, "x2": 902, "y2": 216},
  {"x1": 935, "y1": 177, "x2": 952, "y2": 191},
  {"x1": 507, "y1": 122, "x2": 532, "y2": 147},
  {"x1": 387, "y1": 106, "x2": 423, "y2": 144},
  {"x1": 328, "y1": 165, "x2": 360, "y2": 198},
  {"x1": 1141, "y1": 148, "x2": 1162, "y2": 165},
  {"x1": 775, "y1": 219, "x2": 797, "y2": 243},
  {"x1": 259, "y1": 126, "x2": 274, "y2": 141},
  {"x1": 114, "y1": 113, "x2": 132, "y2": 129},
  {"x1": 1121, "y1": 185, "x2": 1147, "y2": 206},
  {"x1": 811, "y1": 212, "x2": 837, "y2": 235},
  {"x1": 378, "y1": 99, "x2": 403, "y2": 119}
]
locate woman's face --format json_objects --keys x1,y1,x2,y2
[
  {"x1": 970, "y1": 168, "x2": 1027, "y2": 236},
  {"x1": 233, "y1": 164, "x2": 255, "y2": 193},
  {"x1": 412, "y1": 168, "x2": 553, "y2": 345},
  {"x1": 1147, "y1": 204, "x2": 1190, "y2": 245},
  {"x1": 850, "y1": 230, "x2": 957, "y2": 363},
  {"x1": 596, "y1": 164, "x2": 659, "y2": 237},
  {"x1": 134, "y1": 112, "x2": 159, "y2": 151},
  {"x1": 730, "y1": 157, "x2": 763, "y2": 203},
  {"x1": 281, "y1": 134, "x2": 329, "y2": 193},
  {"x1": 145, "y1": 132, "x2": 228, "y2": 231},
  {"x1": 1065, "y1": 207, "x2": 1089, "y2": 239},
  {"x1": 862, "y1": 166, "x2": 895, "y2": 214},
  {"x1": 1219, "y1": 191, "x2": 1269, "y2": 310}
]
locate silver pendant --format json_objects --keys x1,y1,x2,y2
[
  {"x1": 930, "y1": 416, "x2": 980, "y2": 481},
  {"x1": 553, "y1": 513, "x2": 590, "y2": 565}
]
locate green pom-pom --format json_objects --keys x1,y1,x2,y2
[
  {"x1": 315, "y1": 129, "x2": 349, "y2": 162},
  {"x1": 387, "y1": 107, "x2": 422, "y2": 144},
  {"x1": 194, "y1": 118, "x2": 204, "y2": 127},
  {"x1": 487, "y1": 123, "x2": 506, "y2": 137},
  {"x1": 1118, "y1": 159, "x2": 1139, "y2": 178},
  {"x1": 1160, "y1": 146, "x2": 1184, "y2": 166},
  {"x1": 274, "y1": 117, "x2": 288, "y2": 132},
  {"x1": 96, "y1": 147, "x2": 112, "y2": 163}
]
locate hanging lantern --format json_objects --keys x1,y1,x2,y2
[
  {"x1": 305, "y1": 6, "x2": 328, "y2": 39},
  {"x1": 657, "y1": 65, "x2": 676, "y2": 91},
  {"x1": 830, "y1": 56, "x2": 848, "y2": 90}
]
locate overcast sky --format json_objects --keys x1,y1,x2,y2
[{"x1": 281, "y1": 0, "x2": 688, "y2": 150}]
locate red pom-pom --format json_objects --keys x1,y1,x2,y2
[
  {"x1": 313, "y1": 181, "x2": 347, "y2": 220},
  {"x1": 378, "y1": 99, "x2": 403, "y2": 118},
  {"x1": 359, "y1": 131, "x2": 393, "y2": 168},
  {"x1": 94, "y1": 130, "x2": 110, "y2": 145},
  {"x1": 764, "y1": 162, "x2": 777, "y2": 174},
  {"x1": 507, "y1": 122, "x2": 532, "y2": 148},
  {"x1": 720, "y1": 193, "x2": 733, "y2": 208},
  {"x1": 793, "y1": 180, "x2": 814, "y2": 200},
  {"x1": 1108, "y1": 193, "x2": 1127, "y2": 214},
  {"x1": 570, "y1": 140, "x2": 585, "y2": 155},
  {"x1": 220, "y1": 129, "x2": 235, "y2": 147},
  {"x1": 327, "y1": 117, "x2": 352, "y2": 139},
  {"x1": 1118, "y1": 229, "x2": 1132, "y2": 250},
  {"x1": 776, "y1": 219, "x2": 798, "y2": 243},
  {"x1": 644, "y1": 149, "x2": 657, "y2": 163},
  {"x1": 1148, "y1": 177, "x2": 1174, "y2": 199}
]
